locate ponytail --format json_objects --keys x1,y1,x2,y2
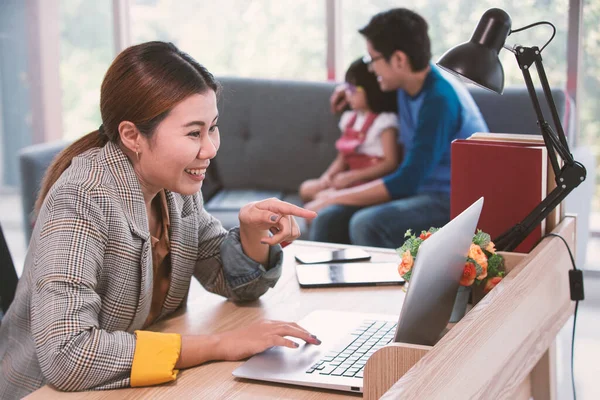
[{"x1": 35, "y1": 130, "x2": 109, "y2": 213}]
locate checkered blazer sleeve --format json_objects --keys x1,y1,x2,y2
[
  {"x1": 31, "y1": 184, "x2": 135, "y2": 391},
  {"x1": 193, "y1": 195, "x2": 283, "y2": 302}
]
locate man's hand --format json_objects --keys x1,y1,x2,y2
[
  {"x1": 329, "y1": 84, "x2": 348, "y2": 114},
  {"x1": 315, "y1": 187, "x2": 337, "y2": 200}
]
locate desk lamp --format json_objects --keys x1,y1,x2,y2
[{"x1": 437, "y1": 8, "x2": 587, "y2": 252}]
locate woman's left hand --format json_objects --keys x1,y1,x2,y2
[{"x1": 239, "y1": 198, "x2": 317, "y2": 246}]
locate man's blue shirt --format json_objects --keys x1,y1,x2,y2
[{"x1": 382, "y1": 65, "x2": 489, "y2": 199}]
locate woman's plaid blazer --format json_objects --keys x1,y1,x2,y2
[{"x1": 0, "y1": 142, "x2": 283, "y2": 399}]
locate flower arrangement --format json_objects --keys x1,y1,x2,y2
[{"x1": 396, "y1": 228, "x2": 506, "y2": 293}]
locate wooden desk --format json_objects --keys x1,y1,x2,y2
[
  {"x1": 27, "y1": 216, "x2": 577, "y2": 399},
  {"x1": 27, "y1": 241, "x2": 404, "y2": 399}
]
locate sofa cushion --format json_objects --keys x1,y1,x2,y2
[{"x1": 216, "y1": 77, "x2": 339, "y2": 193}]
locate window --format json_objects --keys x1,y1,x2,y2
[
  {"x1": 130, "y1": 0, "x2": 327, "y2": 81},
  {"x1": 341, "y1": 0, "x2": 568, "y2": 88},
  {"x1": 60, "y1": 0, "x2": 114, "y2": 140},
  {"x1": 581, "y1": 0, "x2": 600, "y2": 213},
  {"x1": 0, "y1": 1, "x2": 32, "y2": 187}
]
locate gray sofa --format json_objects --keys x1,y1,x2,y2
[{"x1": 20, "y1": 76, "x2": 591, "y2": 258}]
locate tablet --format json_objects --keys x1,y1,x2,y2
[
  {"x1": 295, "y1": 262, "x2": 405, "y2": 288},
  {"x1": 294, "y1": 248, "x2": 371, "y2": 264}
]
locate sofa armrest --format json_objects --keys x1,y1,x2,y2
[{"x1": 18, "y1": 141, "x2": 69, "y2": 242}]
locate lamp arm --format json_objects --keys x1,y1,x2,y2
[
  {"x1": 493, "y1": 160, "x2": 585, "y2": 251},
  {"x1": 493, "y1": 45, "x2": 587, "y2": 252},
  {"x1": 533, "y1": 55, "x2": 570, "y2": 151},
  {"x1": 515, "y1": 46, "x2": 572, "y2": 176}
]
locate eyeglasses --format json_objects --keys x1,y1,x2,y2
[
  {"x1": 362, "y1": 54, "x2": 385, "y2": 65},
  {"x1": 343, "y1": 83, "x2": 363, "y2": 94}
]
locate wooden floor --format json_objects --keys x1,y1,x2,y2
[{"x1": 1, "y1": 190, "x2": 599, "y2": 399}]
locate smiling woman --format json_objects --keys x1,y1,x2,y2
[{"x1": 0, "y1": 41, "x2": 318, "y2": 399}]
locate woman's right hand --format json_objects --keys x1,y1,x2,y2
[
  {"x1": 329, "y1": 84, "x2": 348, "y2": 113},
  {"x1": 213, "y1": 320, "x2": 321, "y2": 361}
]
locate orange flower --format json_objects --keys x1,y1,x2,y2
[
  {"x1": 468, "y1": 243, "x2": 488, "y2": 280},
  {"x1": 484, "y1": 276, "x2": 503, "y2": 293},
  {"x1": 460, "y1": 262, "x2": 477, "y2": 286},
  {"x1": 398, "y1": 250, "x2": 414, "y2": 276},
  {"x1": 419, "y1": 231, "x2": 432, "y2": 240},
  {"x1": 486, "y1": 241, "x2": 496, "y2": 254}
]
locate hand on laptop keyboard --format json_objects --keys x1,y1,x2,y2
[{"x1": 211, "y1": 319, "x2": 322, "y2": 361}]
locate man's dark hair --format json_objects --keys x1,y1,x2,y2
[
  {"x1": 359, "y1": 8, "x2": 431, "y2": 72},
  {"x1": 345, "y1": 57, "x2": 397, "y2": 113}
]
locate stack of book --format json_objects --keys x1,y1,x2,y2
[{"x1": 451, "y1": 132, "x2": 560, "y2": 253}]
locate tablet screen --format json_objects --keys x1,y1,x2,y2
[{"x1": 295, "y1": 262, "x2": 405, "y2": 288}]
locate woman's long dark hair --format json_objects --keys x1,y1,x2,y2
[{"x1": 36, "y1": 41, "x2": 219, "y2": 212}]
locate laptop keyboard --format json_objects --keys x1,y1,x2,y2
[{"x1": 305, "y1": 319, "x2": 397, "y2": 379}]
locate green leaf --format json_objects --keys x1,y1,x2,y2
[
  {"x1": 403, "y1": 269, "x2": 412, "y2": 281},
  {"x1": 487, "y1": 253, "x2": 505, "y2": 278},
  {"x1": 407, "y1": 237, "x2": 423, "y2": 257},
  {"x1": 472, "y1": 230, "x2": 491, "y2": 249}
]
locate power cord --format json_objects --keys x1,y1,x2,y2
[
  {"x1": 509, "y1": 20, "x2": 556, "y2": 52},
  {"x1": 537, "y1": 232, "x2": 584, "y2": 400}
]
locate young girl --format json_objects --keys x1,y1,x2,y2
[{"x1": 299, "y1": 57, "x2": 399, "y2": 202}]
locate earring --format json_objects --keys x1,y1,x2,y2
[{"x1": 135, "y1": 150, "x2": 139, "y2": 161}]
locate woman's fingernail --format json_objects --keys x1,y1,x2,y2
[
  {"x1": 260, "y1": 241, "x2": 268, "y2": 245},
  {"x1": 270, "y1": 215, "x2": 279, "y2": 222},
  {"x1": 310, "y1": 335, "x2": 322, "y2": 345},
  {"x1": 293, "y1": 342, "x2": 300, "y2": 348}
]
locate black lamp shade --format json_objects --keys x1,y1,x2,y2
[{"x1": 437, "y1": 8, "x2": 512, "y2": 94}]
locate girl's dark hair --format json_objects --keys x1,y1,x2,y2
[
  {"x1": 345, "y1": 57, "x2": 397, "y2": 113},
  {"x1": 35, "y1": 41, "x2": 220, "y2": 212}
]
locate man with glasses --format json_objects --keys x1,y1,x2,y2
[{"x1": 306, "y1": 8, "x2": 488, "y2": 248}]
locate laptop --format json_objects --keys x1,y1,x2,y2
[{"x1": 232, "y1": 197, "x2": 483, "y2": 393}]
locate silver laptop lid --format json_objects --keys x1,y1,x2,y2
[{"x1": 394, "y1": 197, "x2": 483, "y2": 346}]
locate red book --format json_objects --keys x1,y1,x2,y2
[{"x1": 451, "y1": 139, "x2": 548, "y2": 253}]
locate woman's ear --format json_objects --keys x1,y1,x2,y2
[{"x1": 118, "y1": 121, "x2": 140, "y2": 154}]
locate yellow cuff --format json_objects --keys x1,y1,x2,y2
[{"x1": 131, "y1": 330, "x2": 181, "y2": 387}]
